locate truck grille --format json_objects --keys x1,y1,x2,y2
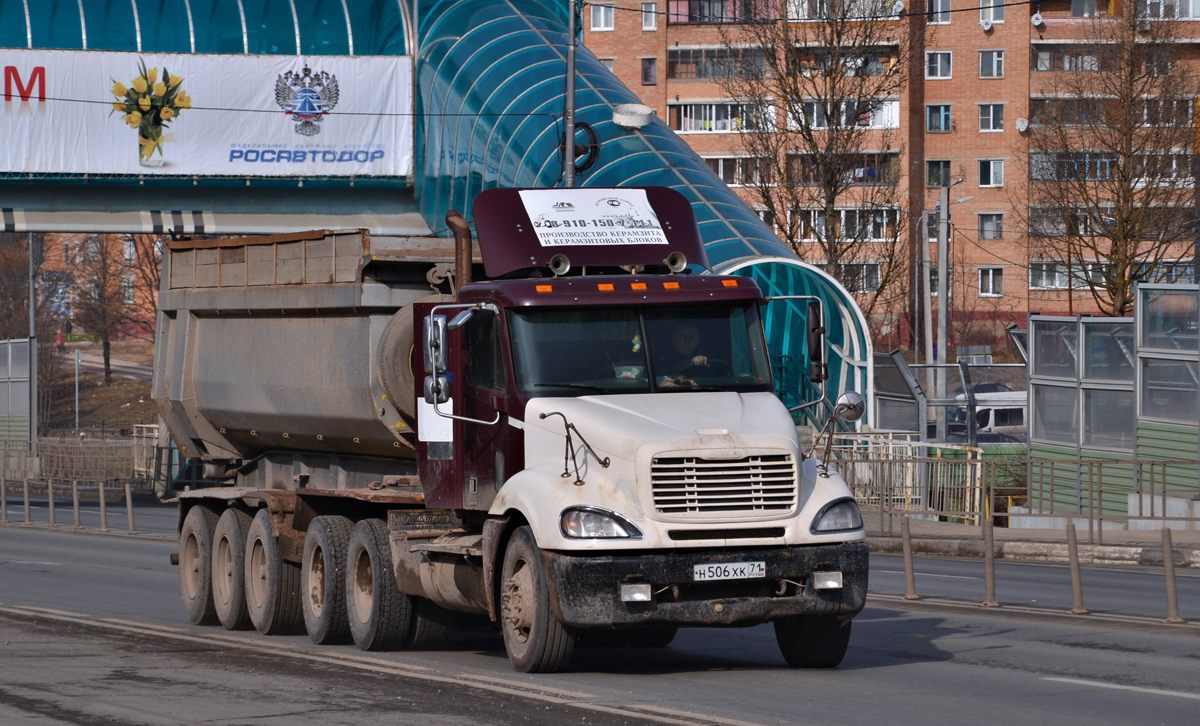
[{"x1": 650, "y1": 454, "x2": 797, "y2": 516}]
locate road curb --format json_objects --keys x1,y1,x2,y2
[{"x1": 867, "y1": 536, "x2": 1199, "y2": 568}]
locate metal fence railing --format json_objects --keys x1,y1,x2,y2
[
  {"x1": 829, "y1": 432, "x2": 1200, "y2": 543},
  {"x1": 828, "y1": 435, "x2": 985, "y2": 533}
]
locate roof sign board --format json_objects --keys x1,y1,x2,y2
[{"x1": 472, "y1": 187, "x2": 709, "y2": 277}]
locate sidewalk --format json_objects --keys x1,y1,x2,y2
[{"x1": 865, "y1": 510, "x2": 1200, "y2": 568}]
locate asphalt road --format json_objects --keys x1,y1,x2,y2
[{"x1": 0, "y1": 527, "x2": 1197, "y2": 725}]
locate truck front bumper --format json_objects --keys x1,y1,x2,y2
[{"x1": 542, "y1": 541, "x2": 868, "y2": 628}]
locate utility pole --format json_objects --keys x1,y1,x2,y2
[
  {"x1": 27, "y1": 233, "x2": 38, "y2": 457},
  {"x1": 563, "y1": 0, "x2": 577, "y2": 187},
  {"x1": 935, "y1": 184, "x2": 950, "y2": 442}
]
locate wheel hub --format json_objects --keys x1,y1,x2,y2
[
  {"x1": 502, "y1": 560, "x2": 534, "y2": 644},
  {"x1": 308, "y1": 547, "x2": 326, "y2": 617}
]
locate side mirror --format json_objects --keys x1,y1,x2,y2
[
  {"x1": 423, "y1": 374, "x2": 449, "y2": 405},
  {"x1": 424, "y1": 314, "x2": 448, "y2": 374},
  {"x1": 806, "y1": 300, "x2": 827, "y2": 383},
  {"x1": 833, "y1": 391, "x2": 866, "y2": 423}
]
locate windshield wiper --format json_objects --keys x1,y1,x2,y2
[{"x1": 533, "y1": 383, "x2": 610, "y2": 394}]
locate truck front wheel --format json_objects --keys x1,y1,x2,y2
[
  {"x1": 302, "y1": 515, "x2": 354, "y2": 645},
  {"x1": 499, "y1": 526, "x2": 575, "y2": 673},
  {"x1": 212, "y1": 508, "x2": 253, "y2": 630},
  {"x1": 774, "y1": 615, "x2": 852, "y2": 668},
  {"x1": 179, "y1": 505, "x2": 219, "y2": 625},
  {"x1": 345, "y1": 518, "x2": 411, "y2": 651},
  {"x1": 244, "y1": 509, "x2": 304, "y2": 635}
]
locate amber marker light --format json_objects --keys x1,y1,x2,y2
[
  {"x1": 663, "y1": 281, "x2": 681, "y2": 289},
  {"x1": 598, "y1": 283, "x2": 615, "y2": 291},
  {"x1": 535, "y1": 284, "x2": 553, "y2": 293},
  {"x1": 631, "y1": 282, "x2": 648, "y2": 291},
  {"x1": 722, "y1": 279, "x2": 739, "y2": 287}
]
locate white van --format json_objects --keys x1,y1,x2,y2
[{"x1": 949, "y1": 391, "x2": 1027, "y2": 436}]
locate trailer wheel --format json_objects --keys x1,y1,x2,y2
[
  {"x1": 407, "y1": 597, "x2": 453, "y2": 650},
  {"x1": 212, "y1": 508, "x2": 253, "y2": 630},
  {"x1": 499, "y1": 526, "x2": 575, "y2": 673},
  {"x1": 179, "y1": 504, "x2": 219, "y2": 625},
  {"x1": 345, "y1": 518, "x2": 411, "y2": 651},
  {"x1": 774, "y1": 615, "x2": 852, "y2": 668},
  {"x1": 302, "y1": 515, "x2": 354, "y2": 645},
  {"x1": 244, "y1": 509, "x2": 305, "y2": 635}
]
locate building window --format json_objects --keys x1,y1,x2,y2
[
  {"x1": 930, "y1": 267, "x2": 954, "y2": 298},
  {"x1": 841, "y1": 263, "x2": 882, "y2": 293},
  {"x1": 1030, "y1": 262, "x2": 1069, "y2": 289},
  {"x1": 927, "y1": 104, "x2": 951, "y2": 133},
  {"x1": 124, "y1": 237, "x2": 136, "y2": 262},
  {"x1": 979, "y1": 268, "x2": 1004, "y2": 297},
  {"x1": 642, "y1": 58, "x2": 657, "y2": 85},
  {"x1": 669, "y1": 0, "x2": 769, "y2": 23},
  {"x1": 704, "y1": 156, "x2": 774, "y2": 186},
  {"x1": 979, "y1": 213, "x2": 1004, "y2": 240},
  {"x1": 788, "y1": 153, "x2": 900, "y2": 185},
  {"x1": 667, "y1": 48, "x2": 765, "y2": 80},
  {"x1": 980, "y1": 0, "x2": 1005, "y2": 22},
  {"x1": 669, "y1": 102, "x2": 769, "y2": 132},
  {"x1": 1072, "y1": 0, "x2": 1097, "y2": 16},
  {"x1": 122, "y1": 275, "x2": 136, "y2": 304},
  {"x1": 928, "y1": 0, "x2": 950, "y2": 23},
  {"x1": 926, "y1": 51, "x2": 952, "y2": 79},
  {"x1": 927, "y1": 160, "x2": 952, "y2": 187},
  {"x1": 643, "y1": 2, "x2": 658, "y2": 29},
  {"x1": 979, "y1": 104, "x2": 1003, "y2": 132},
  {"x1": 591, "y1": 3, "x2": 614, "y2": 31},
  {"x1": 800, "y1": 99, "x2": 899, "y2": 130},
  {"x1": 979, "y1": 159, "x2": 1003, "y2": 187},
  {"x1": 980, "y1": 50, "x2": 1003, "y2": 78},
  {"x1": 600, "y1": 58, "x2": 614, "y2": 72},
  {"x1": 794, "y1": 209, "x2": 898, "y2": 242}
]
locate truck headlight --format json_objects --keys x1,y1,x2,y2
[
  {"x1": 561, "y1": 507, "x2": 643, "y2": 539},
  {"x1": 811, "y1": 498, "x2": 863, "y2": 534}
]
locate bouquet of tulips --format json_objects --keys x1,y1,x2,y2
[{"x1": 111, "y1": 59, "x2": 192, "y2": 164}]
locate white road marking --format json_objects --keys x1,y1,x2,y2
[
  {"x1": 1044, "y1": 677, "x2": 1200, "y2": 701},
  {"x1": 875, "y1": 569, "x2": 976, "y2": 580},
  {"x1": 0, "y1": 605, "x2": 770, "y2": 726}
]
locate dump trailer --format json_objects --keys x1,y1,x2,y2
[{"x1": 156, "y1": 187, "x2": 869, "y2": 673}]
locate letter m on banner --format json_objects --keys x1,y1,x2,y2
[{"x1": 5, "y1": 67, "x2": 46, "y2": 102}]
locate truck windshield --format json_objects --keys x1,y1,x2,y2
[{"x1": 508, "y1": 304, "x2": 773, "y2": 397}]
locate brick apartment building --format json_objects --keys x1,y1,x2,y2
[{"x1": 584, "y1": 0, "x2": 1200, "y2": 353}]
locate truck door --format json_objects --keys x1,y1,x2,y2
[{"x1": 457, "y1": 308, "x2": 519, "y2": 510}]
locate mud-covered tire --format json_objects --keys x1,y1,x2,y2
[
  {"x1": 212, "y1": 508, "x2": 253, "y2": 631},
  {"x1": 407, "y1": 598, "x2": 454, "y2": 650},
  {"x1": 302, "y1": 515, "x2": 354, "y2": 645},
  {"x1": 499, "y1": 526, "x2": 575, "y2": 673},
  {"x1": 378, "y1": 293, "x2": 453, "y2": 422},
  {"x1": 774, "y1": 615, "x2": 852, "y2": 668},
  {"x1": 244, "y1": 509, "x2": 304, "y2": 635},
  {"x1": 345, "y1": 518, "x2": 411, "y2": 651},
  {"x1": 179, "y1": 504, "x2": 219, "y2": 625}
]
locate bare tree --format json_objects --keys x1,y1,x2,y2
[
  {"x1": 1020, "y1": 5, "x2": 1199, "y2": 316},
  {"x1": 715, "y1": 0, "x2": 913, "y2": 317},
  {"x1": 126, "y1": 234, "x2": 164, "y2": 338},
  {"x1": 72, "y1": 235, "x2": 139, "y2": 382}
]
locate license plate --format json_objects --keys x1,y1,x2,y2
[{"x1": 693, "y1": 561, "x2": 766, "y2": 582}]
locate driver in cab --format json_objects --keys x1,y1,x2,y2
[{"x1": 658, "y1": 322, "x2": 711, "y2": 387}]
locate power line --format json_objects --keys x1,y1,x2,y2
[
  {"x1": 589, "y1": 0, "x2": 1039, "y2": 26},
  {"x1": 17, "y1": 95, "x2": 560, "y2": 120}
]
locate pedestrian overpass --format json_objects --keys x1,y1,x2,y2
[{"x1": 0, "y1": 0, "x2": 872, "y2": 424}]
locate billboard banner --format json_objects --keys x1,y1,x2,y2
[{"x1": 1, "y1": 49, "x2": 412, "y2": 177}]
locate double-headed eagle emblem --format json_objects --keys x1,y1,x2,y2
[{"x1": 275, "y1": 66, "x2": 339, "y2": 136}]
